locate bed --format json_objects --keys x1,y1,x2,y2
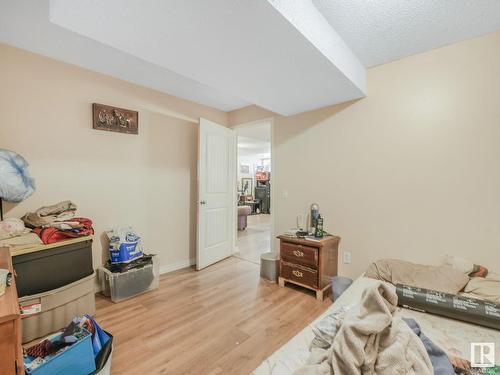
[{"x1": 252, "y1": 276, "x2": 500, "y2": 374}]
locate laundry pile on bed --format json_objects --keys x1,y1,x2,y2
[
  {"x1": 364, "y1": 258, "x2": 500, "y2": 370},
  {"x1": 0, "y1": 200, "x2": 94, "y2": 249},
  {"x1": 293, "y1": 281, "x2": 441, "y2": 375},
  {"x1": 293, "y1": 257, "x2": 500, "y2": 375}
]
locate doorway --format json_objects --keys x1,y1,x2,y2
[{"x1": 234, "y1": 120, "x2": 272, "y2": 264}]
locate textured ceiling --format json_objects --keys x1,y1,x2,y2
[{"x1": 313, "y1": 0, "x2": 500, "y2": 67}]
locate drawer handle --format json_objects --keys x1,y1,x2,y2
[
  {"x1": 292, "y1": 270, "x2": 303, "y2": 278},
  {"x1": 293, "y1": 250, "x2": 304, "y2": 257}
]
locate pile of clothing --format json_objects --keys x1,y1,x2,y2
[
  {"x1": 22, "y1": 200, "x2": 94, "y2": 244},
  {"x1": 298, "y1": 273, "x2": 500, "y2": 375},
  {"x1": 294, "y1": 282, "x2": 451, "y2": 375},
  {"x1": 0, "y1": 200, "x2": 94, "y2": 249}
]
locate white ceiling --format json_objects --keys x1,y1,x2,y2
[
  {"x1": 1, "y1": 1, "x2": 499, "y2": 115},
  {"x1": 47, "y1": 0, "x2": 366, "y2": 115},
  {"x1": 313, "y1": 0, "x2": 500, "y2": 67},
  {"x1": 0, "y1": 0, "x2": 248, "y2": 112}
]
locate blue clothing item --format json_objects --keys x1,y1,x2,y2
[{"x1": 403, "y1": 318, "x2": 455, "y2": 375}]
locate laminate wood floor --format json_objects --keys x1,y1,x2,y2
[
  {"x1": 95, "y1": 257, "x2": 331, "y2": 375},
  {"x1": 235, "y1": 214, "x2": 271, "y2": 264}
]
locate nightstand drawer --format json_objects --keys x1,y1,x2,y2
[
  {"x1": 280, "y1": 262, "x2": 318, "y2": 288},
  {"x1": 281, "y1": 243, "x2": 318, "y2": 269}
]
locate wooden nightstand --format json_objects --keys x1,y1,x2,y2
[{"x1": 277, "y1": 235, "x2": 340, "y2": 301}]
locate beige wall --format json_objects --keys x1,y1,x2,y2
[
  {"x1": 228, "y1": 105, "x2": 275, "y2": 126},
  {"x1": 3, "y1": 28, "x2": 500, "y2": 280},
  {"x1": 0, "y1": 43, "x2": 228, "y2": 272},
  {"x1": 230, "y1": 31, "x2": 500, "y2": 278}
]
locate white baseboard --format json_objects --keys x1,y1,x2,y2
[{"x1": 159, "y1": 258, "x2": 196, "y2": 275}]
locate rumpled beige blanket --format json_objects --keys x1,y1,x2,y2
[
  {"x1": 365, "y1": 259, "x2": 469, "y2": 294},
  {"x1": 293, "y1": 282, "x2": 433, "y2": 375},
  {"x1": 21, "y1": 200, "x2": 77, "y2": 228}
]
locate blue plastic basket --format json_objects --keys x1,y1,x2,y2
[{"x1": 24, "y1": 328, "x2": 96, "y2": 375}]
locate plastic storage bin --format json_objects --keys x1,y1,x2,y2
[
  {"x1": 100, "y1": 255, "x2": 159, "y2": 303},
  {"x1": 19, "y1": 272, "x2": 96, "y2": 343},
  {"x1": 24, "y1": 328, "x2": 96, "y2": 375},
  {"x1": 13, "y1": 238, "x2": 93, "y2": 297}
]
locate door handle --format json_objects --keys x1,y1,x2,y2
[{"x1": 200, "y1": 200, "x2": 206, "y2": 205}]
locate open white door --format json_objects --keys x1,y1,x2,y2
[{"x1": 197, "y1": 118, "x2": 236, "y2": 270}]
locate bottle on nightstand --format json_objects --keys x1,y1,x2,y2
[{"x1": 315, "y1": 215, "x2": 324, "y2": 238}]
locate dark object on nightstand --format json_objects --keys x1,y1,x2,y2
[
  {"x1": 314, "y1": 215, "x2": 324, "y2": 238},
  {"x1": 278, "y1": 234, "x2": 340, "y2": 301}
]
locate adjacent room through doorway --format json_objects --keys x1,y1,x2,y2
[{"x1": 235, "y1": 121, "x2": 272, "y2": 264}]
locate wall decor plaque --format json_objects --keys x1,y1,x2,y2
[{"x1": 92, "y1": 103, "x2": 138, "y2": 135}]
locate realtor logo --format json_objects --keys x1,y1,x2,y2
[{"x1": 471, "y1": 342, "x2": 495, "y2": 368}]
